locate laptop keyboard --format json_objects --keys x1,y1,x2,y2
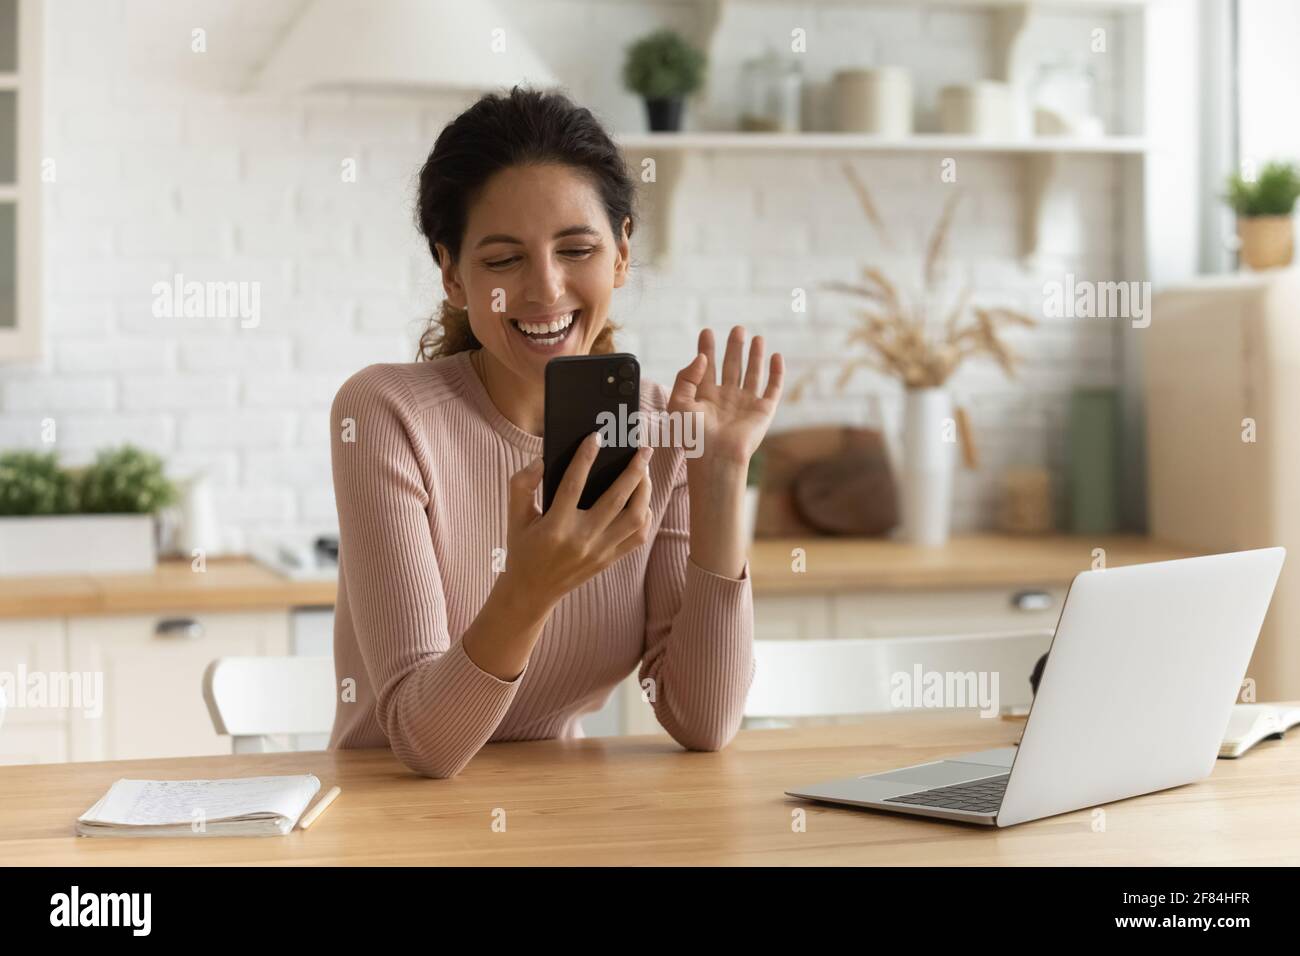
[{"x1": 883, "y1": 773, "x2": 1009, "y2": 813}]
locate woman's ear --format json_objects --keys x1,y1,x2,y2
[
  {"x1": 435, "y1": 242, "x2": 468, "y2": 308},
  {"x1": 612, "y1": 216, "x2": 632, "y2": 289}
]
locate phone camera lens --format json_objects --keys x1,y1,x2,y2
[
  {"x1": 618, "y1": 362, "x2": 636, "y2": 379},
  {"x1": 618, "y1": 380, "x2": 635, "y2": 397}
]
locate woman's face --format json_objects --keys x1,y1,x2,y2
[{"x1": 436, "y1": 163, "x2": 630, "y2": 379}]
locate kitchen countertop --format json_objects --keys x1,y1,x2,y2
[
  {"x1": 0, "y1": 533, "x2": 1199, "y2": 618},
  {"x1": 748, "y1": 533, "x2": 1199, "y2": 594}
]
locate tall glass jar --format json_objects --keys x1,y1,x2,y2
[{"x1": 739, "y1": 48, "x2": 802, "y2": 133}]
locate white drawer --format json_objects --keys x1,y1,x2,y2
[
  {"x1": 67, "y1": 609, "x2": 290, "y2": 762},
  {"x1": 0, "y1": 618, "x2": 69, "y2": 727},
  {"x1": 0, "y1": 722, "x2": 70, "y2": 765},
  {"x1": 832, "y1": 587, "x2": 1067, "y2": 639}
]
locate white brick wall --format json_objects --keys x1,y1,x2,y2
[{"x1": 0, "y1": 0, "x2": 1134, "y2": 549}]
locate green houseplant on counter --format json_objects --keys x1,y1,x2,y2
[
  {"x1": 622, "y1": 29, "x2": 707, "y2": 132},
  {"x1": 1224, "y1": 160, "x2": 1300, "y2": 270},
  {"x1": 0, "y1": 445, "x2": 177, "y2": 577}
]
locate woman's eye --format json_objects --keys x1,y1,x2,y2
[{"x1": 485, "y1": 248, "x2": 592, "y2": 269}]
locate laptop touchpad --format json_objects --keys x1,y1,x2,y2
[{"x1": 866, "y1": 761, "x2": 1002, "y2": 787}]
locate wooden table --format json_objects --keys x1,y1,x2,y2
[{"x1": 4, "y1": 712, "x2": 1296, "y2": 865}]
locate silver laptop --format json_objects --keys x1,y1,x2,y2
[{"x1": 786, "y1": 548, "x2": 1286, "y2": 827}]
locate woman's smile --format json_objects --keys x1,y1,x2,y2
[{"x1": 508, "y1": 308, "x2": 584, "y2": 354}]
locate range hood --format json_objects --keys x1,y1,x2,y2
[{"x1": 253, "y1": 0, "x2": 558, "y2": 94}]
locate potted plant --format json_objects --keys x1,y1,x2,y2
[
  {"x1": 1224, "y1": 160, "x2": 1300, "y2": 270},
  {"x1": 0, "y1": 445, "x2": 177, "y2": 576},
  {"x1": 622, "y1": 29, "x2": 707, "y2": 132},
  {"x1": 787, "y1": 162, "x2": 1036, "y2": 547}
]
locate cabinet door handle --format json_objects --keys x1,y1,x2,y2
[
  {"x1": 155, "y1": 617, "x2": 204, "y2": 639},
  {"x1": 1011, "y1": 590, "x2": 1053, "y2": 612}
]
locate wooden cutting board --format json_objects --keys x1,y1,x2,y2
[{"x1": 755, "y1": 426, "x2": 898, "y2": 538}]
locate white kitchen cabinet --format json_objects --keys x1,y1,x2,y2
[
  {"x1": 0, "y1": 618, "x2": 68, "y2": 764},
  {"x1": 616, "y1": 586, "x2": 1062, "y2": 735},
  {"x1": 66, "y1": 610, "x2": 290, "y2": 762},
  {"x1": 831, "y1": 587, "x2": 1066, "y2": 640}
]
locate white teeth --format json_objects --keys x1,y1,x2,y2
[{"x1": 516, "y1": 312, "x2": 574, "y2": 335}]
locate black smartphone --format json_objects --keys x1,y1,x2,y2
[{"x1": 543, "y1": 353, "x2": 641, "y2": 511}]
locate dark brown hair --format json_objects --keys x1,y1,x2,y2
[{"x1": 414, "y1": 86, "x2": 636, "y2": 360}]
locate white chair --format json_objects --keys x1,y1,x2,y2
[
  {"x1": 0, "y1": 684, "x2": 6, "y2": 734},
  {"x1": 744, "y1": 629, "x2": 1053, "y2": 727},
  {"x1": 202, "y1": 657, "x2": 337, "y2": 753}
]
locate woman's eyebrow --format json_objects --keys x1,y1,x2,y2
[{"x1": 475, "y1": 225, "x2": 600, "y2": 248}]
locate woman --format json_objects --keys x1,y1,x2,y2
[{"x1": 328, "y1": 86, "x2": 784, "y2": 778}]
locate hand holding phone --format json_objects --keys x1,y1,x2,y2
[{"x1": 504, "y1": 433, "x2": 653, "y2": 607}]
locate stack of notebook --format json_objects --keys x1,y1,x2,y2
[{"x1": 77, "y1": 774, "x2": 321, "y2": 837}]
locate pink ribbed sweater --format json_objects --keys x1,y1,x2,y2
[{"x1": 327, "y1": 349, "x2": 755, "y2": 778}]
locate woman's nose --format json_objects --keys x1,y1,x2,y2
[{"x1": 521, "y1": 256, "x2": 564, "y2": 307}]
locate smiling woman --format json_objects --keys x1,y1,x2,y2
[
  {"x1": 327, "y1": 86, "x2": 783, "y2": 779},
  {"x1": 414, "y1": 87, "x2": 633, "y2": 368}
]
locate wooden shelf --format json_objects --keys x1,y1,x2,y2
[
  {"x1": 616, "y1": 132, "x2": 1148, "y2": 155},
  {"x1": 616, "y1": 131, "x2": 1147, "y2": 263}
]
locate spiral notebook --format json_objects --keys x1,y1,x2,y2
[{"x1": 76, "y1": 775, "x2": 321, "y2": 837}]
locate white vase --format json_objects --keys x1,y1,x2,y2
[
  {"x1": 178, "y1": 473, "x2": 223, "y2": 557},
  {"x1": 900, "y1": 388, "x2": 955, "y2": 547}
]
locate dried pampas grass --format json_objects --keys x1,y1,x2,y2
[{"x1": 788, "y1": 162, "x2": 1037, "y2": 400}]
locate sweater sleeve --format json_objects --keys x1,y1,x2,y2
[
  {"x1": 330, "y1": 366, "x2": 526, "y2": 778},
  {"x1": 638, "y1": 452, "x2": 756, "y2": 751}
]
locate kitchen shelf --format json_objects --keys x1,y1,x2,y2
[
  {"x1": 617, "y1": 132, "x2": 1147, "y2": 263},
  {"x1": 616, "y1": 132, "x2": 1148, "y2": 155}
]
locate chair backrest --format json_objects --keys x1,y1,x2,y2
[
  {"x1": 746, "y1": 629, "x2": 1054, "y2": 720},
  {"x1": 202, "y1": 657, "x2": 337, "y2": 753}
]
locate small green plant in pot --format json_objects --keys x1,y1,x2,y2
[
  {"x1": 0, "y1": 451, "x2": 79, "y2": 516},
  {"x1": 76, "y1": 445, "x2": 178, "y2": 514},
  {"x1": 0, "y1": 444, "x2": 177, "y2": 577},
  {"x1": 1223, "y1": 161, "x2": 1300, "y2": 270},
  {"x1": 622, "y1": 29, "x2": 707, "y2": 132}
]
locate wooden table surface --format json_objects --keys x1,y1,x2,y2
[
  {"x1": 0, "y1": 534, "x2": 1199, "y2": 618},
  {"x1": 4, "y1": 712, "x2": 1296, "y2": 866}
]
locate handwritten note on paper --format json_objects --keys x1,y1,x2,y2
[{"x1": 82, "y1": 775, "x2": 321, "y2": 827}]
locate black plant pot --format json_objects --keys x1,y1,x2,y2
[{"x1": 644, "y1": 96, "x2": 685, "y2": 132}]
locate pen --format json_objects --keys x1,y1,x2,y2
[{"x1": 299, "y1": 786, "x2": 341, "y2": 830}]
